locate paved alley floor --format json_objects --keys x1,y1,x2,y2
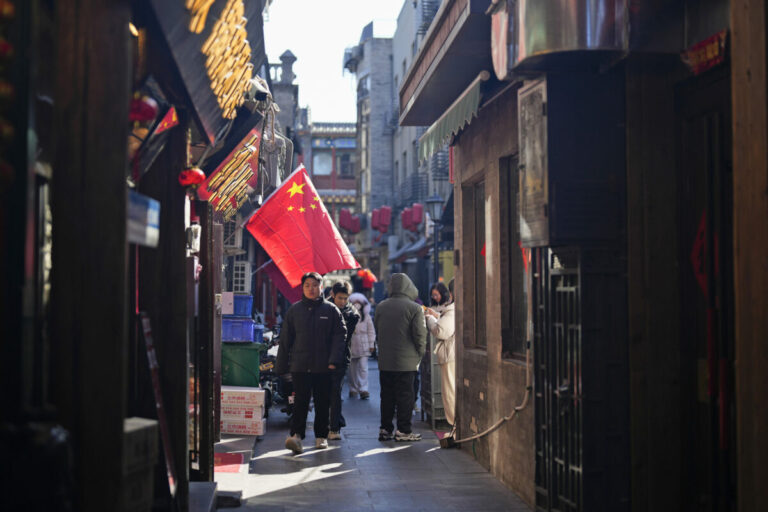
[{"x1": 215, "y1": 360, "x2": 532, "y2": 512}]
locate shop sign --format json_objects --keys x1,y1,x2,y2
[
  {"x1": 149, "y1": 0, "x2": 264, "y2": 143},
  {"x1": 128, "y1": 190, "x2": 160, "y2": 248},
  {"x1": 490, "y1": 0, "x2": 516, "y2": 81},
  {"x1": 682, "y1": 30, "x2": 728, "y2": 76},
  {"x1": 197, "y1": 124, "x2": 263, "y2": 219}
]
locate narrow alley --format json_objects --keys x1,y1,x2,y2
[{"x1": 214, "y1": 360, "x2": 531, "y2": 512}]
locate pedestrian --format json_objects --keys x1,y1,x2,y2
[
  {"x1": 374, "y1": 273, "x2": 427, "y2": 442},
  {"x1": 424, "y1": 280, "x2": 456, "y2": 426},
  {"x1": 276, "y1": 272, "x2": 346, "y2": 454},
  {"x1": 348, "y1": 292, "x2": 376, "y2": 400},
  {"x1": 328, "y1": 281, "x2": 359, "y2": 440}
]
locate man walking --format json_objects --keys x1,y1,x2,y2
[
  {"x1": 276, "y1": 272, "x2": 346, "y2": 454},
  {"x1": 328, "y1": 281, "x2": 359, "y2": 440},
  {"x1": 374, "y1": 273, "x2": 427, "y2": 442}
]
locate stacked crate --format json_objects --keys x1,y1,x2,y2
[
  {"x1": 220, "y1": 385, "x2": 266, "y2": 436},
  {"x1": 121, "y1": 417, "x2": 158, "y2": 512}
]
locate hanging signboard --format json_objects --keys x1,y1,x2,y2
[
  {"x1": 197, "y1": 123, "x2": 263, "y2": 220},
  {"x1": 128, "y1": 190, "x2": 160, "y2": 247},
  {"x1": 490, "y1": 0, "x2": 516, "y2": 81},
  {"x1": 148, "y1": 0, "x2": 266, "y2": 144},
  {"x1": 682, "y1": 30, "x2": 728, "y2": 76}
]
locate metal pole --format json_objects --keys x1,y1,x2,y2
[{"x1": 433, "y1": 220, "x2": 439, "y2": 283}]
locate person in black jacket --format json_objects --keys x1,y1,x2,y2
[
  {"x1": 276, "y1": 272, "x2": 347, "y2": 454},
  {"x1": 328, "y1": 281, "x2": 359, "y2": 440}
]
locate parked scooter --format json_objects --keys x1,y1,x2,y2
[{"x1": 258, "y1": 333, "x2": 295, "y2": 419}]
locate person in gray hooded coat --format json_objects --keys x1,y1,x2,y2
[{"x1": 374, "y1": 273, "x2": 427, "y2": 441}]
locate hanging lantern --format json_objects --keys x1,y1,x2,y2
[
  {"x1": 178, "y1": 167, "x2": 206, "y2": 186},
  {"x1": 129, "y1": 95, "x2": 159, "y2": 123}
]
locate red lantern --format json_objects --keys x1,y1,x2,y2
[
  {"x1": 379, "y1": 206, "x2": 392, "y2": 232},
  {"x1": 351, "y1": 215, "x2": 361, "y2": 233},
  {"x1": 371, "y1": 209, "x2": 380, "y2": 231},
  {"x1": 411, "y1": 203, "x2": 423, "y2": 226},
  {"x1": 339, "y1": 208, "x2": 352, "y2": 231},
  {"x1": 401, "y1": 207, "x2": 412, "y2": 230},
  {"x1": 178, "y1": 167, "x2": 206, "y2": 186},
  {"x1": 130, "y1": 95, "x2": 159, "y2": 123}
]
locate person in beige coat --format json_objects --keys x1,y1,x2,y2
[
  {"x1": 424, "y1": 281, "x2": 456, "y2": 426},
  {"x1": 348, "y1": 292, "x2": 376, "y2": 399}
]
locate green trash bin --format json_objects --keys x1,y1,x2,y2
[{"x1": 221, "y1": 342, "x2": 266, "y2": 387}]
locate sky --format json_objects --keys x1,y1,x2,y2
[{"x1": 263, "y1": 0, "x2": 406, "y2": 123}]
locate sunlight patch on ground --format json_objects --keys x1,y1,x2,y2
[
  {"x1": 252, "y1": 445, "x2": 341, "y2": 461},
  {"x1": 355, "y1": 445, "x2": 411, "y2": 458},
  {"x1": 424, "y1": 446, "x2": 441, "y2": 453},
  {"x1": 241, "y1": 462, "x2": 354, "y2": 499}
]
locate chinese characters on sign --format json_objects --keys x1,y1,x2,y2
[{"x1": 682, "y1": 30, "x2": 728, "y2": 76}]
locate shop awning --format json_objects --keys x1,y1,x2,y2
[
  {"x1": 388, "y1": 237, "x2": 427, "y2": 262},
  {"x1": 418, "y1": 71, "x2": 490, "y2": 163}
]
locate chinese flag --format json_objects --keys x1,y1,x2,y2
[
  {"x1": 263, "y1": 260, "x2": 302, "y2": 303},
  {"x1": 245, "y1": 165, "x2": 359, "y2": 287}
]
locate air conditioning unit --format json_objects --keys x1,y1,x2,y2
[{"x1": 232, "y1": 261, "x2": 251, "y2": 294}]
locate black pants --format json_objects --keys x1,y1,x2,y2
[
  {"x1": 379, "y1": 370, "x2": 416, "y2": 434},
  {"x1": 290, "y1": 372, "x2": 331, "y2": 439},
  {"x1": 329, "y1": 366, "x2": 347, "y2": 431}
]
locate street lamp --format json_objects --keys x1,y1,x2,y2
[{"x1": 425, "y1": 194, "x2": 444, "y2": 284}]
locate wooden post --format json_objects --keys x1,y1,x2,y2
[
  {"x1": 50, "y1": 0, "x2": 131, "y2": 509},
  {"x1": 138, "y1": 116, "x2": 190, "y2": 511},
  {"x1": 730, "y1": 1, "x2": 768, "y2": 510}
]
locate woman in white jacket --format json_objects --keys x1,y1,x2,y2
[
  {"x1": 424, "y1": 281, "x2": 455, "y2": 426},
  {"x1": 348, "y1": 293, "x2": 376, "y2": 399}
]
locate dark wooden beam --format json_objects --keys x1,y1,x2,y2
[
  {"x1": 138, "y1": 115, "x2": 190, "y2": 510},
  {"x1": 730, "y1": 1, "x2": 768, "y2": 510},
  {"x1": 50, "y1": 0, "x2": 131, "y2": 509}
]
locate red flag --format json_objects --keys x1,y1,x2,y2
[
  {"x1": 245, "y1": 165, "x2": 359, "y2": 287},
  {"x1": 263, "y1": 260, "x2": 302, "y2": 303}
]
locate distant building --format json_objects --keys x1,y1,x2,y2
[{"x1": 343, "y1": 21, "x2": 394, "y2": 281}]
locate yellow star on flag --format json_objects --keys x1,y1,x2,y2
[
  {"x1": 287, "y1": 182, "x2": 306, "y2": 198},
  {"x1": 314, "y1": 195, "x2": 321, "y2": 201},
  {"x1": 287, "y1": 206, "x2": 294, "y2": 211},
  {"x1": 310, "y1": 204, "x2": 317, "y2": 210},
  {"x1": 299, "y1": 207, "x2": 306, "y2": 213}
]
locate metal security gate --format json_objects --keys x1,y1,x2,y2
[{"x1": 534, "y1": 248, "x2": 629, "y2": 512}]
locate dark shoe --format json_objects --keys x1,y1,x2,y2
[
  {"x1": 360, "y1": 391, "x2": 370, "y2": 400},
  {"x1": 285, "y1": 434, "x2": 304, "y2": 454},
  {"x1": 378, "y1": 428, "x2": 393, "y2": 441},
  {"x1": 394, "y1": 430, "x2": 422, "y2": 442}
]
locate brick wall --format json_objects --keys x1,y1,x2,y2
[{"x1": 453, "y1": 85, "x2": 535, "y2": 507}]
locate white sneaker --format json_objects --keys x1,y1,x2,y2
[
  {"x1": 285, "y1": 434, "x2": 303, "y2": 454},
  {"x1": 328, "y1": 431, "x2": 342, "y2": 440},
  {"x1": 315, "y1": 437, "x2": 328, "y2": 449},
  {"x1": 394, "y1": 430, "x2": 422, "y2": 442}
]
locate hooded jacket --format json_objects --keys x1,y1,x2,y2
[
  {"x1": 276, "y1": 296, "x2": 346, "y2": 375},
  {"x1": 374, "y1": 274, "x2": 427, "y2": 372},
  {"x1": 426, "y1": 302, "x2": 455, "y2": 364},
  {"x1": 338, "y1": 302, "x2": 360, "y2": 367},
  {"x1": 349, "y1": 293, "x2": 375, "y2": 358}
]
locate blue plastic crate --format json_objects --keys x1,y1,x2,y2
[
  {"x1": 222, "y1": 317, "x2": 256, "y2": 342},
  {"x1": 226, "y1": 294, "x2": 253, "y2": 318}
]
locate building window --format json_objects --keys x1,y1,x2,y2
[
  {"x1": 500, "y1": 156, "x2": 527, "y2": 360},
  {"x1": 232, "y1": 261, "x2": 251, "y2": 294},
  {"x1": 312, "y1": 150, "x2": 332, "y2": 176},
  {"x1": 338, "y1": 152, "x2": 353, "y2": 178},
  {"x1": 463, "y1": 180, "x2": 486, "y2": 348}
]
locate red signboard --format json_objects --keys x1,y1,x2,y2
[{"x1": 682, "y1": 30, "x2": 728, "y2": 76}]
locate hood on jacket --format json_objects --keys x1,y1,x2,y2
[
  {"x1": 388, "y1": 273, "x2": 419, "y2": 301},
  {"x1": 348, "y1": 292, "x2": 371, "y2": 317}
]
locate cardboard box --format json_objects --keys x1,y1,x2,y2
[
  {"x1": 123, "y1": 417, "x2": 158, "y2": 475},
  {"x1": 221, "y1": 404, "x2": 264, "y2": 420},
  {"x1": 220, "y1": 418, "x2": 266, "y2": 436},
  {"x1": 221, "y1": 386, "x2": 265, "y2": 407}
]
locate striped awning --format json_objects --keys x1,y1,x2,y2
[{"x1": 418, "y1": 70, "x2": 490, "y2": 163}]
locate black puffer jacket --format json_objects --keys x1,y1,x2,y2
[
  {"x1": 276, "y1": 297, "x2": 347, "y2": 375},
  {"x1": 339, "y1": 303, "x2": 360, "y2": 368}
]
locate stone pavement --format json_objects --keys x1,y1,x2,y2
[{"x1": 215, "y1": 360, "x2": 532, "y2": 512}]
